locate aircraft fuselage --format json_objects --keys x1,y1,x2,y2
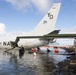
[{"x1": 0, "y1": 34, "x2": 49, "y2": 49}]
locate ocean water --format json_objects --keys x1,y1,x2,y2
[{"x1": 0, "y1": 49, "x2": 71, "y2": 75}]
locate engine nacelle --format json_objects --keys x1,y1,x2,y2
[{"x1": 49, "y1": 39, "x2": 56, "y2": 43}]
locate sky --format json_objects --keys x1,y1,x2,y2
[{"x1": 0, "y1": 0, "x2": 76, "y2": 45}]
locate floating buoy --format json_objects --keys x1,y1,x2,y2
[{"x1": 54, "y1": 49, "x2": 59, "y2": 53}]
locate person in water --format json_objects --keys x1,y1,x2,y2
[{"x1": 19, "y1": 45, "x2": 25, "y2": 58}]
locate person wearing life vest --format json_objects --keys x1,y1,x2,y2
[
  {"x1": 32, "y1": 48, "x2": 36, "y2": 56},
  {"x1": 32, "y1": 48, "x2": 36, "y2": 53}
]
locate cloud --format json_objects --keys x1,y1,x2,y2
[
  {"x1": 57, "y1": 39, "x2": 74, "y2": 45},
  {"x1": 5, "y1": 0, "x2": 32, "y2": 10},
  {"x1": 60, "y1": 25, "x2": 76, "y2": 34},
  {"x1": 0, "y1": 23, "x2": 6, "y2": 34},
  {"x1": 32, "y1": 0, "x2": 52, "y2": 13},
  {"x1": 4, "y1": 0, "x2": 53, "y2": 13}
]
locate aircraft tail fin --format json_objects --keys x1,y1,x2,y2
[{"x1": 32, "y1": 3, "x2": 61, "y2": 35}]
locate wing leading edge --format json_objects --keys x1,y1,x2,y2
[{"x1": 15, "y1": 34, "x2": 76, "y2": 42}]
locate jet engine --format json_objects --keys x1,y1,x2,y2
[{"x1": 49, "y1": 39, "x2": 57, "y2": 43}]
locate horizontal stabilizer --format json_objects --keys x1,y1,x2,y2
[{"x1": 46, "y1": 30, "x2": 60, "y2": 35}]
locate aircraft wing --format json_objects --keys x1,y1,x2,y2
[
  {"x1": 15, "y1": 34, "x2": 76, "y2": 42},
  {"x1": 44, "y1": 34, "x2": 76, "y2": 38},
  {"x1": 16, "y1": 34, "x2": 76, "y2": 39},
  {"x1": 9, "y1": 34, "x2": 76, "y2": 49}
]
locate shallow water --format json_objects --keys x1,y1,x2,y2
[{"x1": 0, "y1": 49, "x2": 73, "y2": 75}]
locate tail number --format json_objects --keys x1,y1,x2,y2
[{"x1": 47, "y1": 13, "x2": 53, "y2": 19}]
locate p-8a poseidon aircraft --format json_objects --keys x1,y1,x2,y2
[{"x1": 0, "y1": 3, "x2": 76, "y2": 50}]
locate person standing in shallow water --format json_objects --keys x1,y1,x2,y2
[{"x1": 19, "y1": 45, "x2": 25, "y2": 58}]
